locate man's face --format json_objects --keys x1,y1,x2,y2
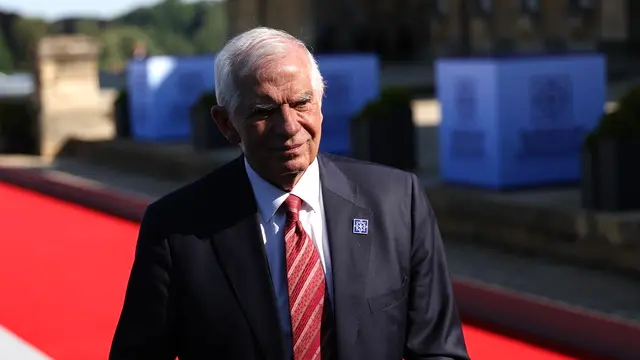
[{"x1": 213, "y1": 48, "x2": 323, "y2": 189}]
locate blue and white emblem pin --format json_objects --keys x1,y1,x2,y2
[{"x1": 352, "y1": 219, "x2": 369, "y2": 235}]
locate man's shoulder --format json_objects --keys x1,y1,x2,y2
[
  {"x1": 321, "y1": 153, "x2": 416, "y2": 187},
  {"x1": 143, "y1": 158, "x2": 243, "y2": 224},
  {"x1": 320, "y1": 154, "x2": 423, "y2": 220}
]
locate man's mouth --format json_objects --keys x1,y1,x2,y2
[
  {"x1": 272, "y1": 142, "x2": 304, "y2": 154},
  {"x1": 283, "y1": 143, "x2": 303, "y2": 150},
  {"x1": 273, "y1": 143, "x2": 303, "y2": 151}
]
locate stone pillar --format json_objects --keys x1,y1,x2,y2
[
  {"x1": 402, "y1": 0, "x2": 434, "y2": 60},
  {"x1": 323, "y1": 0, "x2": 360, "y2": 50},
  {"x1": 513, "y1": 0, "x2": 545, "y2": 53},
  {"x1": 35, "y1": 35, "x2": 114, "y2": 158},
  {"x1": 428, "y1": 0, "x2": 460, "y2": 57},
  {"x1": 265, "y1": 0, "x2": 314, "y2": 43},
  {"x1": 562, "y1": 1, "x2": 597, "y2": 51},
  {"x1": 227, "y1": 0, "x2": 261, "y2": 38},
  {"x1": 540, "y1": 0, "x2": 570, "y2": 51},
  {"x1": 598, "y1": 0, "x2": 628, "y2": 56},
  {"x1": 628, "y1": 0, "x2": 640, "y2": 56},
  {"x1": 469, "y1": 1, "x2": 493, "y2": 54},
  {"x1": 227, "y1": 0, "x2": 315, "y2": 44},
  {"x1": 489, "y1": 0, "x2": 520, "y2": 53}
]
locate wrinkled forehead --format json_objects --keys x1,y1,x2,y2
[{"x1": 236, "y1": 50, "x2": 315, "y2": 102}]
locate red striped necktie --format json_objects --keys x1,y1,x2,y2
[{"x1": 282, "y1": 194, "x2": 332, "y2": 360}]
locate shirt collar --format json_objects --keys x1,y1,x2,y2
[{"x1": 244, "y1": 156, "x2": 322, "y2": 222}]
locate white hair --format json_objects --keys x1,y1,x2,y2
[{"x1": 214, "y1": 27, "x2": 325, "y2": 114}]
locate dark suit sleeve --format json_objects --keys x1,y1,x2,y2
[
  {"x1": 109, "y1": 204, "x2": 177, "y2": 360},
  {"x1": 404, "y1": 174, "x2": 470, "y2": 360}
]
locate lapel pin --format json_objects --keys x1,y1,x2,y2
[{"x1": 353, "y1": 219, "x2": 369, "y2": 235}]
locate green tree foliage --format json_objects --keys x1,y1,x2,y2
[
  {"x1": 192, "y1": 1, "x2": 227, "y2": 54},
  {"x1": 75, "y1": 20, "x2": 102, "y2": 37},
  {"x1": 11, "y1": 17, "x2": 49, "y2": 69},
  {"x1": 1, "y1": 0, "x2": 228, "y2": 71},
  {"x1": 0, "y1": 31, "x2": 14, "y2": 72},
  {"x1": 100, "y1": 26, "x2": 159, "y2": 72}
]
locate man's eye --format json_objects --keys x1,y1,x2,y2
[
  {"x1": 251, "y1": 108, "x2": 275, "y2": 118},
  {"x1": 294, "y1": 100, "x2": 311, "y2": 109}
]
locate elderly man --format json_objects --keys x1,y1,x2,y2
[{"x1": 109, "y1": 27, "x2": 469, "y2": 360}]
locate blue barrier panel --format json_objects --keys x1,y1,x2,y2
[
  {"x1": 317, "y1": 54, "x2": 379, "y2": 155},
  {"x1": 127, "y1": 55, "x2": 216, "y2": 141},
  {"x1": 127, "y1": 59, "x2": 153, "y2": 140},
  {"x1": 436, "y1": 54, "x2": 606, "y2": 189}
]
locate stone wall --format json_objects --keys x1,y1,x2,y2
[
  {"x1": 227, "y1": 0, "x2": 314, "y2": 41},
  {"x1": 432, "y1": 0, "x2": 603, "y2": 55},
  {"x1": 226, "y1": 0, "x2": 625, "y2": 59},
  {"x1": 226, "y1": 0, "x2": 261, "y2": 38}
]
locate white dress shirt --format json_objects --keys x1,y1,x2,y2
[{"x1": 244, "y1": 157, "x2": 333, "y2": 358}]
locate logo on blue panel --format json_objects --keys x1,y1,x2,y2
[
  {"x1": 529, "y1": 74, "x2": 573, "y2": 127},
  {"x1": 520, "y1": 74, "x2": 582, "y2": 159},
  {"x1": 454, "y1": 77, "x2": 477, "y2": 123},
  {"x1": 352, "y1": 219, "x2": 369, "y2": 235}
]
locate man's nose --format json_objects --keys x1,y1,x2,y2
[{"x1": 273, "y1": 105, "x2": 302, "y2": 135}]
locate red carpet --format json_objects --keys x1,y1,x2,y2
[{"x1": 0, "y1": 182, "x2": 577, "y2": 359}]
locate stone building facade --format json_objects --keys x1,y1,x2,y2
[{"x1": 227, "y1": 0, "x2": 635, "y2": 61}]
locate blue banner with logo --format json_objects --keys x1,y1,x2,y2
[
  {"x1": 317, "y1": 54, "x2": 380, "y2": 155},
  {"x1": 436, "y1": 54, "x2": 606, "y2": 189},
  {"x1": 127, "y1": 55, "x2": 216, "y2": 141}
]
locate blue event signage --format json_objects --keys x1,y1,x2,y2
[
  {"x1": 316, "y1": 54, "x2": 380, "y2": 155},
  {"x1": 127, "y1": 54, "x2": 216, "y2": 141},
  {"x1": 436, "y1": 54, "x2": 606, "y2": 189},
  {"x1": 126, "y1": 59, "x2": 151, "y2": 139},
  {"x1": 127, "y1": 53, "x2": 379, "y2": 148}
]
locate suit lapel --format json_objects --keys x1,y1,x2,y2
[
  {"x1": 319, "y1": 155, "x2": 373, "y2": 351},
  {"x1": 209, "y1": 157, "x2": 285, "y2": 360}
]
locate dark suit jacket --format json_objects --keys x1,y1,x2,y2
[{"x1": 109, "y1": 153, "x2": 469, "y2": 360}]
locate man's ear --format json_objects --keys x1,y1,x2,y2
[{"x1": 211, "y1": 105, "x2": 241, "y2": 144}]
